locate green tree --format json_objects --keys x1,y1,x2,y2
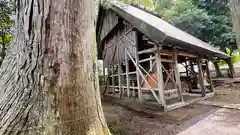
[
  {"x1": 154, "y1": 0, "x2": 236, "y2": 51},
  {"x1": 121, "y1": 0, "x2": 154, "y2": 8},
  {"x1": 155, "y1": 0, "x2": 213, "y2": 41},
  {"x1": 0, "y1": 0, "x2": 14, "y2": 65},
  {"x1": 193, "y1": 0, "x2": 236, "y2": 51}
]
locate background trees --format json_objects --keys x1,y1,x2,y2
[
  {"x1": 121, "y1": 0, "x2": 237, "y2": 52},
  {"x1": 0, "y1": 0, "x2": 14, "y2": 66}
]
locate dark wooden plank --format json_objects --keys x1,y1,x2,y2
[
  {"x1": 197, "y1": 58, "x2": 206, "y2": 97},
  {"x1": 206, "y1": 60, "x2": 214, "y2": 92}
]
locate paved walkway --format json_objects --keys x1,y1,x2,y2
[{"x1": 177, "y1": 108, "x2": 240, "y2": 135}]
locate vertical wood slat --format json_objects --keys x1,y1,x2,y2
[
  {"x1": 125, "y1": 51, "x2": 130, "y2": 97},
  {"x1": 103, "y1": 64, "x2": 105, "y2": 85},
  {"x1": 112, "y1": 66, "x2": 115, "y2": 93},
  {"x1": 206, "y1": 60, "x2": 214, "y2": 92},
  {"x1": 150, "y1": 55, "x2": 153, "y2": 72},
  {"x1": 117, "y1": 46, "x2": 122, "y2": 97},
  {"x1": 197, "y1": 58, "x2": 206, "y2": 97},
  {"x1": 173, "y1": 54, "x2": 184, "y2": 102},
  {"x1": 125, "y1": 49, "x2": 161, "y2": 104},
  {"x1": 185, "y1": 61, "x2": 192, "y2": 92},
  {"x1": 134, "y1": 32, "x2": 142, "y2": 101},
  {"x1": 155, "y1": 45, "x2": 166, "y2": 107}
]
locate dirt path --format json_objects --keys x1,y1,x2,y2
[{"x1": 103, "y1": 101, "x2": 218, "y2": 135}]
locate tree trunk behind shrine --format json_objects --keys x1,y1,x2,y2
[
  {"x1": 229, "y1": 0, "x2": 240, "y2": 50},
  {"x1": 0, "y1": 0, "x2": 110, "y2": 135}
]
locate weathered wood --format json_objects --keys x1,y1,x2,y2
[
  {"x1": 139, "y1": 56, "x2": 156, "y2": 63},
  {"x1": 173, "y1": 54, "x2": 184, "y2": 102},
  {"x1": 125, "y1": 49, "x2": 161, "y2": 104},
  {"x1": 156, "y1": 49, "x2": 197, "y2": 58},
  {"x1": 161, "y1": 58, "x2": 173, "y2": 63},
  {"x1": 138, "y1": 48, "x2": 156, "y2": 55},
  {"x1": 134, "y1": 34, "x2": 143, "y2": 101},
  {"x1": 197, "y1": 58, "x2": 206, "y2": 97},
  {"x1": 225, "y1": 58, "x2": 236, "y2": 78},
  {"x1": 117, "y1": 44, "x2": 122, "y2": 96},
  {"x1": 150, "y1": 55, "x2": 153, "y2": 72},
  {"x1": 103, "y1": 64, "x2": 106, "y2": 84},
  {"x1": 177, "y1": 52, "x2": 197, "y2": 58},
  {"x1": 229, "y1": 0, "x2": 240, "y2": 49},
  {"x1": 0, "y1": 0, "x2": 110, "y2": 134},
  {"x1": 112, "y1": 66, "x2": 115, "y2": 93},
  {"x1": 185, "y1": 61, "x2": 192, "y2": 92},
  {"x1": 205, "y1": 60, "x2": 214, "y2": 92},
  {"x1": 213, "y1": 61, "x2": 223, "y2": 77},
  {"x1": 125, "y1": 51, "x2": 130, "y2": 97},
  {"x1": 155, "y1": 46, "x2": 166, "y2": 107}
]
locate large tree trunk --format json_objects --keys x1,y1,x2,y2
[
  {"x1": 213, "y1": 61, "x2": 223, "y2": 77},
  {"x1": 229, "y1": 0, "x2": 240, "y2": 50},
  {"x1": 0, "y1": 0, "x2": 110, "y2": 135}
]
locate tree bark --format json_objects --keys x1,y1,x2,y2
[
  {"x1": 225, "y1": 58, "x2": 236, "y2": 78},
  {"x1": 213, "y1": 61, "x2": 223, "y2": 77},
  {"x1": 229, "y1": 0, "x2": 240, "y2": 50},
  {"x1": 0, "y1": 0, "x2": 110, "y2": 135}
]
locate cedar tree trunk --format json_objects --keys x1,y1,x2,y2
[
  {"x1": 229, "y1": 0, "x2": 240, "y2": 50},
  {"x1": 0, "y1": 0, "x2": 110, "y2": 135}
]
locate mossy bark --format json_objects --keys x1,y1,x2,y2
[
  {"x1": 230, "y1": 0, "x2": 240, "y2": 50},
  {"x1": 0, "y1": 0, "x2": 110, "y2": 135}
]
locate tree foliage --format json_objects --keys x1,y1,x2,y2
[
  {"x1": 154, "y1": 0, "x2": 236, "y2": 51},
  {"x1": 120, "y1": 0, "x2": 237, "y2": 51},
  {"x1": 0, "y1": 0, "x2": 14, "y2": 46}
]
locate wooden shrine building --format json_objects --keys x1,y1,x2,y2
[{"x1": 96, "y1": 1, "x2": 229, "y2": 111}]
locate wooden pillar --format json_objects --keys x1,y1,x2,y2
[
  {"x1": 197, "y1": 58, "x2": 206, "y2": 97},
  {"x1": 125, "y1": 51, "x2": 130, "y2": 98},
  {"x1": 111, "y1": 66, "x2": 115, "y2": 93},
  {"x1": 118, "y1": 63, "x2": 122, "y2": 96},
  {"x1": 150, "y1": 55, "x2": 153, "y2": 72},
  {"x1": 206, "y1": 60, "x2": 214, "y2": 92},
  {"x1": 135, "y1": 35, "x2": 142, "y2": 101},
  {"x1": 103, "y1": 63, "x2": 105, "y2": 85},
  {"x1": 185, "y1": 61, "x2": 192, "y2": 92},
  {"x1": 117, "y1": 45, "x2": 122, "y2": 96},
  {"x1": 225, "y1": 58, "x2": 235, "y2": 78},
  {"x1": 155, "y1": 45, "x2": 166, "y2": 107},
  {"x1": 131, "y1": 81, "x2": 136, "y2": 97},
  {"x1": 173, "y1": 54, "x2": 184, "y2": 102}
]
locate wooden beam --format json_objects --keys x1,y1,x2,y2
[
  {"x1": 206, "y1": 60, "x2": 214, "y2": 92},
  {"x1": 125, "y1": 51, "x2": 130, "y2": 97},
  {"x1": 126, "y1": 49, "x2": 161, "y2": 104},
  {"x1": 138, "y1": 48, "x2": 156, "y2": 55},
  {"x1": 156, "y1": 49, "x2": 197, "y2": 58},
  {"x1": 155, "y1": 46, "x2": 166, "y2": 107},
  {"x1": 135, "y1": 33, "x2": 143, "y2": 101},
  {"x1": 197, "y1": 58, "x2": 206, "y2": 97},
  {"x1": 185, "y1": 61, "x2": 192, "y2": 92},
  {"x1": 161, "y1": 58, "x2": 173, "y2": 63},
  {"x1": 121, "y1": 71, "x2": 137, "y2": 76},
  {"x1": 111, "y1": 66, "x2": 115, "y2": 93},
  {"x1": 139, "y1": 56, "x2": 156, "y2": 63},
  {"x1": 177, "y1": 52, "x2": 197, "y2": 58},
  {"x1": 173, "y1": 54, "x2": 184, "y2": 102},
  {"x1": 150, "y1": 55, "x2": 153, "y2": 72}
]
